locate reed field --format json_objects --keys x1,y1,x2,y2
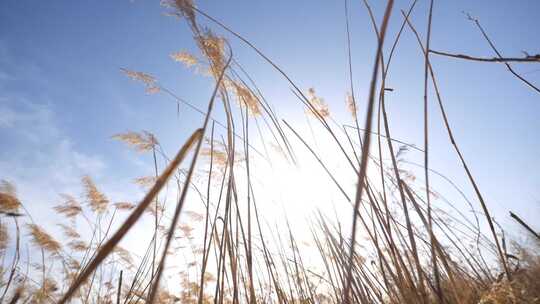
[{"x1": 0, "y1": 0, "x2": 539, "y2": 303}]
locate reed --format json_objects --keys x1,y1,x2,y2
[{"x1": 1, "y1": 1, "x2": 539, "y2": 303}]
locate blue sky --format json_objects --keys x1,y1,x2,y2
[{"x1": 1, "y1": 0, "x2": 539, "y2": 240}]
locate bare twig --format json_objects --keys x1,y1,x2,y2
[
  {"x1": 465, "y1": 13, "x2": 540, "y2": 93},
  {"x1": 430, "y1": 49, "x2": 540, "y2": 63}
]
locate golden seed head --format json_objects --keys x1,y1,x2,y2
[
  {"x1": 196, "y1": 29, "x2": 226, "y2": 75},
  {"x1": 112, "y1": 130, "x2": 158, "y2": 153},
  {"x1": 226, "y1": 79, "x2": 262, "y2": 116},
  {"x1": 120, "y1": 68, "x2": 160, "y2": 94},
  {"x1": 346, "y1": 92, "x2": 357, "y2": 118},
  {"x1": 82, "y1": 175, "x2": 109, "y2": 214},
  {"x1": 67, "y1": 239, "x2": 89, "y2": 252},
  {"x1": 171, "y1": 51, "x2": 198, "y2": 68},
  {"x1": 0, "y1": 222, "x2": 9, "y2": 250},
  {"x1": 114, "y1": 201, "x2": 136, "y2": 210},
  {"x1": 133, "y1": 176, "x2": 158, "y2": 189},
  {"x1": 306, "y1": 88, "x2": 330, "y2": 118},
  {"x1": 53, "y1": 194, "x2": 82, "y2": 219},
  {"x1": 0, "y1": 180, "x2": 21, "y2": 214},
  {"x1": 57, "y1": 223, "x2": 80, "y2": 239},
  {"x1": 27, "y1": 224, "x2": 61, "y2": 253}
]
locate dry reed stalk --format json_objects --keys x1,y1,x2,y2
[
  {"x1": 509, "y1": 211, "x2": 540, "y2": 241},
  {"x1": 146, "y1": 47, "x2": 233, "y2": 303},
  {"x1": 344, "y1": 1, "x2": 394, "y2": 303},
  {"x1": 421, "y1": 1, "x2": 443, "y2": 301},
  {"x1": 402, "y1": 10, "x2": 512, "y2": 281}
]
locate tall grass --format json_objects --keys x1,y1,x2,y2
[{"x1": 1, "y1": 0, "x2": 539, "y2": 303}]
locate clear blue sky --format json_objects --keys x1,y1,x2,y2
[{"x1": 1, "y1": 0, "x2": 539, "y2": 237}]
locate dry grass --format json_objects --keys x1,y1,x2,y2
[{"x1": 0, "y1": 1, "x2": 539, "y2": 303}]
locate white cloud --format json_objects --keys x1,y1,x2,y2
[{"x1": 0, "y1": 97, "x2": 106, "y2": 223}]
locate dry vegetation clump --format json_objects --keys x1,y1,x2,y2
[
  {"x1": 478, "y1": 245, "x2": 540, "y2": 304},
  {"x1": 1, "y1": 0, "x2": 539, "y2": 303}
]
